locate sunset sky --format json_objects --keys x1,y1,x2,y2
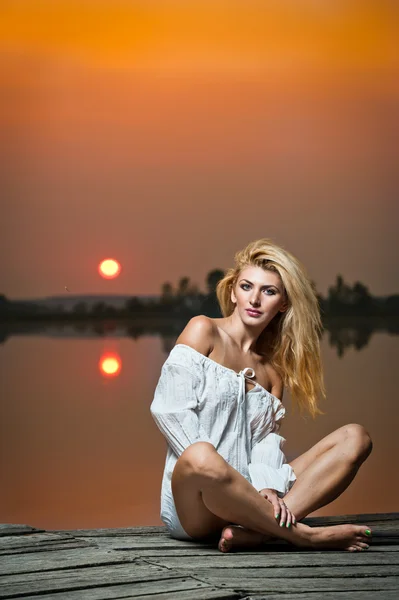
[{"x1": 1, "y1": 0, "x2": 398, "y2": 299}]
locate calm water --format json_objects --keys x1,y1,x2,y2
[{"x1": 0, "y1": 328, "x2": 398, "y2": 530}]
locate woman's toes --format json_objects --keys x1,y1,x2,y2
[
  {"x1": 364, "y1": 528, "x2": 372, "y2": 538},
  {"x1": 223, "y1": 527, "x2": 234, "y2": 541},
  {"x1": 357, "y1": 542, "x2": 370, "y2": 550}
]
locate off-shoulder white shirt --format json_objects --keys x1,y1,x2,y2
[{"x1": 150, "y1": 344, "x2": 296, "y2": 538}]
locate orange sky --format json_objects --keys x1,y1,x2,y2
[
  {"x1": 1, "y1": 1, "x2": 398, "y2": 298},
  {"x1": 1, "y1": 0, "x2": 398, "y2": 70}
]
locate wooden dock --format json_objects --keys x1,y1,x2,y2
[{"x1": 1, "y1": 513, "x2": 398, "y2": 599}]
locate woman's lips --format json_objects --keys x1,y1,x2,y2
[{"x1": 246, "y1": 309, "x2": 262, "y2": 317}]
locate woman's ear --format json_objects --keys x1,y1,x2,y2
[{"x1": 230, "y1": 286, "x2": 237, "y2": 304}]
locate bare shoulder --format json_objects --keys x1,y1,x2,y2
[{"x1": 175, "y1": 315, "x2": 215, "y2": 357}]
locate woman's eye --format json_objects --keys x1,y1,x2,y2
[{"x1": 241, "y1": 284, "x2": 276, "y2": 295}]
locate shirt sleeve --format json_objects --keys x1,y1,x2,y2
[
  {"x1": 248, "y1": 431, "x2": 296, "y2": 496},
  {"x1": 150, "y1": 360, "x2": 213, "y2": 457}
]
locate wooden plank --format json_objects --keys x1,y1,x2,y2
[
  {"x1": 144, "y1": 552, "x2": 399, "y2": 568},
  {"x1": 0, "y1": 563, "x2": 200, "y2": 598},
  {"x1": 74, "y1": 535, "x2": 214, "y2": 551},
  {"x1": 191, "y1": 565, "x2": 398, "y2": 578},
  {"x1": 249, "y1": 593, "x2": 399, "y2": 600},
  {"x1": 0, "y1": 533, "x2": 93, "y2": 556},
  {"x1": 0, "y1": 524, "x2": 44, "y2": 537},
  {"x1": 367, "y1": 545, "x2": 399, "y2": 552},
  {"x1": 0, "y1": 533, "x2": 91, "y2": 549},
  {"x1": 304, "y1": 513, "x2": 399, "y2": 525},
  {"x1": 0, "y1": 541, "x2": 96, "y2": 556},
  {"x1": 55, "y1": 527, "x2": 168, "y2": 537},
  {"x1": 17, "y1": 577, "x2": 232, "y2": 600},
  {"x1": 0, "y1": 548, "x2": 140, "y2": 576},
  {"x1": 199, "y1": 576, "x2": 399, "y2": 593},
  {"x1": 132, "y1": 591, "x2": 241, "y2": 600}
]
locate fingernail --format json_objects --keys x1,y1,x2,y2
[
  {"x1": 275, "y1": 513, "x2": 280, "y2": 519},
  {"x1": 365, "y1": 529, "x2": 371, "y2": 536},
  {"x1": 280, "y1": 522, "x2": 285, "y2": 527},
  {"x1": 286, "y1": 523, "x2": 291, "y2": 528}
]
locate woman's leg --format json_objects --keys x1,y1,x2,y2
[
  {"x1": 172, "y1": 441, "x2": 372, "y2": 551},
  {"x1": 284, "y1": 423, "x2": 372, "y2": 520},
  {"x1": 219, "y1": 423, "x2": 372, "y2": 551}
]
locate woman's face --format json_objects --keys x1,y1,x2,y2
[{"x1": 231, "y1": 265, "x2": 288, "y2": 327}]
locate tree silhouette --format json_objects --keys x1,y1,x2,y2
[
  {"x1": 73, "y1": 302, "x2": 88, "y2": 315},
  {"x1": 176, "y1": 276, "x2": 191, "y2": 297},
  {"x1": 206, "y1": 269, "x2": 225, "y2": 294}
]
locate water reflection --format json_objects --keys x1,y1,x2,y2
[
  {"x1": 0, "y1": 331, "x2": 398, "y2": 531},
  {"x1": 0, "y1": 316, "x2": 398, "y2": 357},
  {"x1": 99, "y1": 352, "x2": 122, "y2": 378}
]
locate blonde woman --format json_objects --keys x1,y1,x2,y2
[{"x1": 151, "y1": 239, "x2": 373, "y2": 552}]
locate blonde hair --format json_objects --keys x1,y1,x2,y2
[{"x1": 216, "y1": 238, "x2": 325, "y2": 417}]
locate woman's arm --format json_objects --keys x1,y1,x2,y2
[{"x1": 150, "y1": 316, "x2": 215, "y2": 456}]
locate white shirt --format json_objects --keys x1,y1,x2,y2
[{"x1": 150, "y1": 344, "x2": 296, "y2": 534}]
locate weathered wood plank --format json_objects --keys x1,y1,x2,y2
[
  {"x1": 0, "y1": 524, "x2": 44, "y2": 537},
  {"x1": 189, "y1": 564, "x2": 398, "y2": 578},
  {"x1": 248, "y1": 593, "x2": 399, "y2": 600},
  {"x1": 132, "y1": 591, "x2": 241, "y2": 600},
  {"x1": 0, "y1": 563, "x2": 199, "y2": 598},
  {"x1": 0, "y1": 533, "x2": 91, "y2": 549},
  {"x1": 55, "y1": 527, "x2": 168, "y2": 537},
  {"x1": 0, "y1": 533, "x2": 93, "y2": 556},
  {"x1": 17, "y1": 578, "x2": 233, "y2": 600},
  {"x1": 0, "y1": 548, "x2": 140, "y2": 576},
  {"x1": 143, "y1": 552, "x2": 399, "y2": 568},
  {"x1": 303, "y1": 513, "x2": 399, "y2": 525},
  {"x1": 73, "y1": 535, "x2": 214, "y2": 551},
  {"x1": 200, "y1": 576, "x2": 399, "y2": 593}
]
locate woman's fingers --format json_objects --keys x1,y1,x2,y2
[
  {"x1": 278, "y1": 501, "x2": 287, "y2": 527},
  {"x1": 266, "y1": 495, "x2": 281, "y2": 520},
  {"x1": 284, "y1": 506, "x2": 292, "y2": 528}
]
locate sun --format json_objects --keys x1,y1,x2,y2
[{"x1": 99, "y1": 258, "x2": 121, "y2": 279}]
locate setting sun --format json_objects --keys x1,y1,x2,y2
[
  {"x1": 98, "y1": 258, "x2": 121, "y2": 279},
  {"x1": 99, "y1": 353, "x2": 122, "y2": 377}
]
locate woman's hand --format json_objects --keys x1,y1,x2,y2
[{"x1": 258, "y1": 488, "x2": 296, "y2": 528}]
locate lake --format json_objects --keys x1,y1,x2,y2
[{"x1": 0, "y1": 324, "x2": 397, "y2": 530}]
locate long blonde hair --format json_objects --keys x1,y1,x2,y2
[{"x1": 216, "y1": 238, "x2": 325, "y2": 417}]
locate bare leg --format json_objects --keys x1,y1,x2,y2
[
  {"x1": 219, "y1": 423, "x2": 372, "y2": 551},
  {"x1": 172, "y1": 442, "x2": 372, "y2": 552},
  {"x1": 285, "y1": 423, "x2": 372, "y2": 520}
]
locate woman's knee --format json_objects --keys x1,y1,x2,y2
[
  {"x1": 177, "y1": 442, "x2": 230, "y2": 483},
  {"x1": 340, "y1": 423, "x2": 373, "y2": 464}
]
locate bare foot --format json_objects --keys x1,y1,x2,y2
[
  {"x1": 218, "y1": 525, "x2": 270, "y2": 553},
  {"x1": 299, "y1": 524, "x2": 372, "y2": 552}
]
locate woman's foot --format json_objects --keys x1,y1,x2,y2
[
  {"x1": 218, "y1": 525, "x2": 270, "y2": 553},
  {"x1": 218, "y1": 523, "x2": 372, "y2": 553},
  {"x1": 299, "y1": 523, "x2": 372, "y2": 552}
]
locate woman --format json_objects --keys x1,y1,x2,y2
[{"x1": 151, "y1": 238, "x2": 373, "y2": 552}]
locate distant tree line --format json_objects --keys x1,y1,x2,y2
[{"x1": 1, "y1": 271, "x2": 398, "y2": 321}]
